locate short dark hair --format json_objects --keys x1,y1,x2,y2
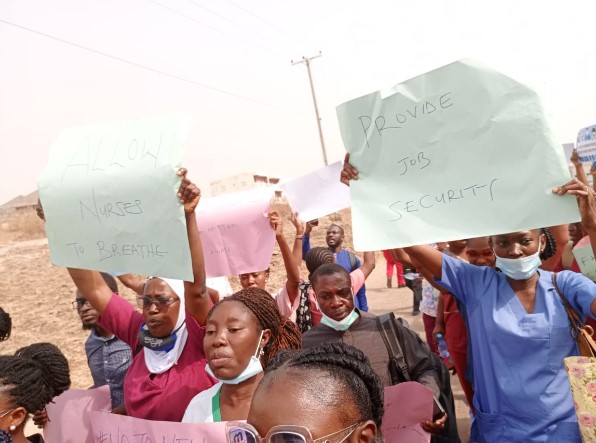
[
  {"x1": 327, "y1": 224, "x2": 344, "y2": 236},
  {"x1": 266, "y1": 341, "x2": 384, "y2": 428},
  {"x1": 310, "y1": 263, "x2": 350, "y2": 287},
  {"x1": 304, "y1": 247, "x2": 335, "y2": 277}
]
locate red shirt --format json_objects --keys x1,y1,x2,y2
[{"x1": 98, "y1": 294, "x2": 216, "y2": 421}]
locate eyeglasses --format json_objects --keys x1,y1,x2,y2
[
  {"x1": 226, "y1": 421, "x2": 361, "y2": 443},
  {"x1": 72, "y1": 299, "x2": 91, "y2": 310},
  {"x1": 0, "y1": 408, "x2": 14, "y2": 419},
  {"x1": 136, "y1": 295, "x2": 179, "y2": 311}
]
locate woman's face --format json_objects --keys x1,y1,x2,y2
[
  {"x1": 466, "y1": 237, "x2": 495, "y2": 267},
  {"x1": 204, "y1": 301, "x2": 268, "y2": 380},
  {"x1": 247, "y1": 368, "x2": 374, "y2": 442},
  {"x1": 239, "y1": 271, "x2": 268, "y2": 290},
  {"x1": 490, "y1": 230, "x2": 543, "y2": 259},
  {"x1": 142, "y1": 278, "x2": 180, "y2": 338}
]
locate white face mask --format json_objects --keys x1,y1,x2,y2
[
  {"x1": 205, "y1": 331, "x2": 264, "y2": 385},
  {"x1": 495, "y1": 243, "x2": 543, "y2": 280},
  {"x1": 321, "y1": 309, "x2": 359, "y2": 331}
]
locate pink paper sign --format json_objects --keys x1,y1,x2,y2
[
  {"x1": 89, "y1": 411, "x2": 227, "y2": 442},
  {"x1": 381, "y1": 382, "x2": 434, "y2": 443},
  {"x1": 44, "y1": 386, "x2": 112, "y2": 443},
  {"x1": 197, "y1": 188, "x2": 275, "y2": 278}
]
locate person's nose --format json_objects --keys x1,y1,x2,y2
[
  {"x1": 329, "y1": 295, "x2": 343, "y2": 308},
  {"x1": 508, "y1": 244, "x2": 523, "y2": 258},
  {"x1": 147, "y1": 301, "x2": 160, "y2": 314},
  {"x1": 211, "y1": 329, "x2": 228, "y2": 347}
]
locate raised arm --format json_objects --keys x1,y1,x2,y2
[
  {"x1": 270, "y1": 210, "x2": 300, "y2": 304},
  {"x1": 554, "y1": 179, "x2": 596, "y2": 269},
  {"x1": 36, "y1": 199, "x2": 113, "y2": 312},
  {"x1": 403, "y1": 245, "x2": 443, "y2": 280},
  {"x1": 178, "y1": 169, "x2": 210, "y2": 326},
  {"x1": 359, "y1": 251, "x2": 376, "y2": 279},
  {"x1": 290, "y1": 213, "x2": 305, "y2": 267},
  {"x1": 117, "y1": 274, "x2": 147, "y2": 295},
  {"x1": 571, "y1": 150, "x2": 589, "y2": 186}
]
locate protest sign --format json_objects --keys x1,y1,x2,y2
[
  {"x1": 576, "y1": 125, "x2": 596, "y2": 163},
  {"x1": 44, "y1": 386, "x2": 111, "y2": 443},
  {"x1": 38, "y1": 116, "x2": 192, "y2": 280},
  {"x1": 336, "y1": 59, "x2": 579, "y2": 250},
  {"x1": 197, "y1": 187, "x2": 275, "y2": 277},
  {"x1": 381, "y1": 382, "x2": 433, "y2": 443},
  {"x1": 90, "y1": 411, "x2": 227, "y2": 443},
  {"x1": 281, "y1": 161, "x2": 350, "y2": 221},
  {"x1": 573, "y1": 236, "x2": 596, "y2": 281}
]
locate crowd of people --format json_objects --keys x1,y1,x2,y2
[{"x1": 2, "y1": 151, "x2": 596, "y2": 443}]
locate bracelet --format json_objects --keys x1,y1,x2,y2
[{"x1": 295, "y1": 236, "x2": 303, "y2": 240}]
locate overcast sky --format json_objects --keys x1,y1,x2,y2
[{"x1": 1, "y1": 0, "x2": 595, "y2": 205}]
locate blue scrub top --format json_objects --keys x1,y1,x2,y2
[{"x1": 439, "y1": 254, "x2": 596, "y2": 443}]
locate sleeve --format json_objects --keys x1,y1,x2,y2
[
  {"x1": 302, "y1": 235, "x2": 311, "y2": 262},
  {"x1": 436, "y1": 253, "x2": 494, "y2": 306},
  {"x1": 97, "y1": 294, "x2": 144, "y2": 349},
  {"x1": 558, "y1": 271, "x2": 596, "y2": 320},
  {"x1": 274, "y1": 286, "x2": 299, "y2": 320},
  {"x1": 350, "y1": 268, "x2": 365, "y2": 294},
  {"x1": 394, "y1": 319, "x2": 441, "y2": 399}
]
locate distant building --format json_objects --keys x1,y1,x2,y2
[
  {"x1": 0, "y1": 190, "x2": 38, "y2": 214},
  {"x1": 210, "y1": 173, "x2": 283, "y2": 199}
]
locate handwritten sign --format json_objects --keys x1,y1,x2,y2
[
  {"x1": 197, "y1": 188, "x2": 275, "y2": 277},
  {"x1": 381, "y1": 382, "x2": 433, "y2": 443},
  {"x1": 573, "y1": 242, "x2": 596, "y2": 281},
  {"x1": 576, "y1": 125, "x2": 596, "y2": 163},
  {"x1": 336, "y1": 59, "x2": 580, "y2": 250},
  {"x1": 44, "y1": 386, "x2": 111, "y2": 443},
  {"x1": 90, "y1": 411, "x2": 227, "y2": 443},
  {"x1": 38, "y1": 116, "x2": 193, "y2": 280},
  {"x1": 281, "y1": 161, "x2": 350, "y2": 221}
]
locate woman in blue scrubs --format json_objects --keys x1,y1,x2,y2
[{"x1": 341, "y1": 157, "x2": 596, "y2": 442}]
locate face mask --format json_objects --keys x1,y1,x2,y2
[
  {"x1": 137, "y1": 323, "x2": 184, "y2": 352},
  {"x1": 495, "y1": 244, "x2": 542, "y2": 280},
  {"x1": 205, "y1": 331, "x2": 264, "y2": 385},
  {"x1": 321, "y1": 309, "x2": 359, "y2": 331}
]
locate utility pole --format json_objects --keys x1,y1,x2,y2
[{"x1": 291, "y1": 51, "x2": 328, "y2": 166}]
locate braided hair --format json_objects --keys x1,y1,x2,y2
[
  {"x1": 304, "y1": 247, "x2": 335, "y2": 279},
  {"x1": 539, "y1": 227, "x2": 557, "y2": 261},
  {"x1": 266, "y1": 341, "x2": 384, "y2": 429},
  {"x1": 0, "y1": 308, "x2": 11, "y2": 342},
  {"x1": 210, "y1": 287, "x2": 301, "y2": 367},
  {"x1": 0, "y1": 343, "x2": 71, "y2": 414}
]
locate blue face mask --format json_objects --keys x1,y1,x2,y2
[
  {"x1": 321, "y1": 309, "x2": 359, "y2": 331},
  {"x1": 495, "y1": 246, "x2": 542, "y2": 280},
  {"x1": 205, "y1": 331, "x2": 264, "y2": 385}
]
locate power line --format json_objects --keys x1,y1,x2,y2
[
  {"x1": 225, "y1": 0, "x2": 317, "y2": 53},
  {"x1": 0, "y1": 17, "x2": 305, "y2": 115},
  {"x1": 146, "y1": 0, "x2": 285, "y2": 58},
  {"x1": 184, "y1": 0, "x2": 289, "y2": 57}
]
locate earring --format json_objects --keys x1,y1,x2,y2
[
  {"x1": 259, "y1": 349, "x2": 265, "y2": 357},
  {"x1": 9, "y1": 425, "x2": 16, "y2": 432}
]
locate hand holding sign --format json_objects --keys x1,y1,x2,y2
[
  {"x1": 38, "y1": 116, "x2": 192, "y2": 280},
  {"x1": 337, "y1": 59, "x2": 579, "y2": 250}
]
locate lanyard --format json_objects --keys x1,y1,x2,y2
[{"x1": 212, "y1": 385, "x2": 222, "y2": 422}]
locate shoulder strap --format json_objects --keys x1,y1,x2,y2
[
  {"x1": 376, "y1": 312, "x2": 411, "y2": 383},
  {"x1": 552, "y1": 273, "x2": 583, "y2": 335},
  {"x1": 347, "y1": 251, "x2": 357, "y2": 272}
]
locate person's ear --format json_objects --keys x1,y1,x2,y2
[
  {"x1": 261, "y1": 328, "x2": 272, "y2": 350},
  {"x1": 9, "y1": 407, "x2": 28, "y2": 430},
  {"x1": 354, "y1": 420, "x2": 377, "y2": 442}
]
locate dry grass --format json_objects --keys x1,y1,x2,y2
[{"x1": 0, "y1": 208, "x2": 47, "y2": 244}]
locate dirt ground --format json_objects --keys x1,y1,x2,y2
[{"x1": 0, "y1": 205, "x2": 470, "y2": 441}]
